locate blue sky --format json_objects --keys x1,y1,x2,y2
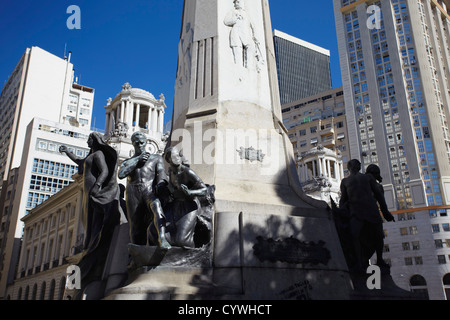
[{"x1": 0, "y1": 0, "x2": 342, "y2": 131}]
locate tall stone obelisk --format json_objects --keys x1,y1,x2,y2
[
  {"x1": 173, "y1": 0, "x2": 327, "y2": 212},
  {"x1": 168, "y1": 0, "x2": 352, "y2": 300}
]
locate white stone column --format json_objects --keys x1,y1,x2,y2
[
  {"x1": 312, "y1": 160, "x2": 317, "y2": 178},
  {"x1": 152, "y1": 107, "x2": 157, "y2": 133},
  {"x1": 340, "y1": 162, "x2": 345, "y2": 179},
  {"x1": 105, "y1": 112, "x2": 110, "y2": 134},
  {"x1": 327, "y1": 159, "x2": 331, "y2": 179},
  {"x1": 135, "y1": 104, "x2": 141, "y2": 129},
  {"x1": 120, "y1": 101, "x2": 125, "y2": 122},
  {"x1": 318, "y1": 157, "x2": 323, "y2": 176},
  {"x1": 321, "y1": 158, "x2": 327, "y2": 177},
  {"x1": 147, "y1": 107, "x2": 152, "y2": 131},
  {"x1": 159, "y1": 109, "x2": 164, "y2": 133},
  {"x1": 126, "y1": 100, "x2": 133, "y2": 126},
  {"x1": 334, "y1": 161, "x2": 339, "y2": 181},
  {"x1": 110, "y1": 111, "x2": 115, "y2": 132},
  {"x1": 305, "y1": 162, "x2": 310, "y2": 181}
]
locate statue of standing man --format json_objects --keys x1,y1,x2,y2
[
  {"x1": 119, "y1": 132, "x2": 171, "y2": 250},
  {"x1": 224, "y1": 0, "x2": 256, "y2": 68},
  {"x1": 339, "y1": 159, "x2": 395, "y2": 273}
]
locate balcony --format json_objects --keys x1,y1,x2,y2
[{"x1": 321, "y1": 134, "x2": 335, "y2": 148}]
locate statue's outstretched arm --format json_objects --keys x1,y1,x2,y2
[{"x1": 59, "y1": 145, "x2": 84, "y2": 171}]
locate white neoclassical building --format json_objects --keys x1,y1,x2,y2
[
  {"x1": 104, "y1": 83, "x2": 168, "y2": 160},
  {"x1": 298, "y1": 145, "x2": 344, "y2": 204}
]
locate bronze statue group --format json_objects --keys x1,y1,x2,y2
[
  {"x1": 60, "y1": 131, "x2": 396, "y2": 298},
  {"x1": 60, "y1": 131, "x2": 214, "y2": 298}
]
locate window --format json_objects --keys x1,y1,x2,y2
[
  {"x1": 400, "y1": 227, "x2": 408, "y2": 236},
  {"x1": 79, "y1": 118, "x2": 89, "y2": 125},
  {"x1": 407, "y1": 213, "x2": 415, "y2": 220},
  {"x1": 81, "y1": 98, "x2": 91, "y2": 107},
  {"x1": 402, "y1": 242, "x2": 410, "y2": 250},
  {"x1": 410, "y1": 275, "x2": 429, "y2": 299},
  {"x1": 405, "y1": 257, "x2": 413, "y2": 265},
  {"x1": 48, "y1": 144, "x2": 57, "y2": 152},
  {"x1": 443, "y1": 224, "x2": 450, "y2": 232},
  {"x1": 412, "y1": 241, "x2": 420, "y2": 250},
  {"x1": 432, "y1": 224, "x2": 440, "y2": 233},
  {"x1": 438, "y1": 255, "x2": 447, "y2": 264},
  {"x1": 38, "y1": 141, "x2": 47, "y2": 150},
  {"x1": 436, "y1": 240, "x2": 444, "y2": 249},
  {"x1": 69, "y1": 94, "x2": 78, "y2": 104}
]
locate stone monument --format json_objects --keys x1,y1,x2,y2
[{"x1": 107, "y1": 0, "x2": 352, "y2": 300}]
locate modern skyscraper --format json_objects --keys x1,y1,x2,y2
[
  {"x1": 334, "y1": 0, "x2": 450, "y2": 299},
  {"x1": 273, "y1": 29, "x2": 333, "y2": 105},
  {"x1": 0, "y1": 47, "x2": 94, "y2": 298}
]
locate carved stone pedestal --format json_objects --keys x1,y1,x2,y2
[{"x1": 104, "y1": 208, "x2": 354, "y2": 300}]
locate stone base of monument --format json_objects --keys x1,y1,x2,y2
[
  {"x1": 101, "y1": 209, "x2": 427, "y2": 300},
  {"x1": 104, "y1": 209, "x2": 356, "y2": 300}
]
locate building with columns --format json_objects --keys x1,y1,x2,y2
[
  {"x1": 4, "y1": 175, "x2": 84, "y2": 300},
  {"x1": 104, "y1": 83, "x2": 168, "y2": 160},
  {"x1": 298, "y1": 145, "x2": 344, "y2": 203}
]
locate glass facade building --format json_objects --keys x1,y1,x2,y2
[{"x1": 273, "y1": 30, "x2": 333, "y2": 105}]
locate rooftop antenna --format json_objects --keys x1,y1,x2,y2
[{"x1": 64, "y1": 43, "x2": 67, "y2": 60}]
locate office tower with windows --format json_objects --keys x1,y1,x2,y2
[
  {"x1": 282, "y1": 87, "x2": 350, "y2": 166},
  {"x1": 0, "y1": 47, "x2": 94, "y2": 298},
  {"x1": 334, "y1": 0, "x2": 450, "y2": 299},
  {"x1": 273, "y1": 30, "x2": 333, "y2": 105}
]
